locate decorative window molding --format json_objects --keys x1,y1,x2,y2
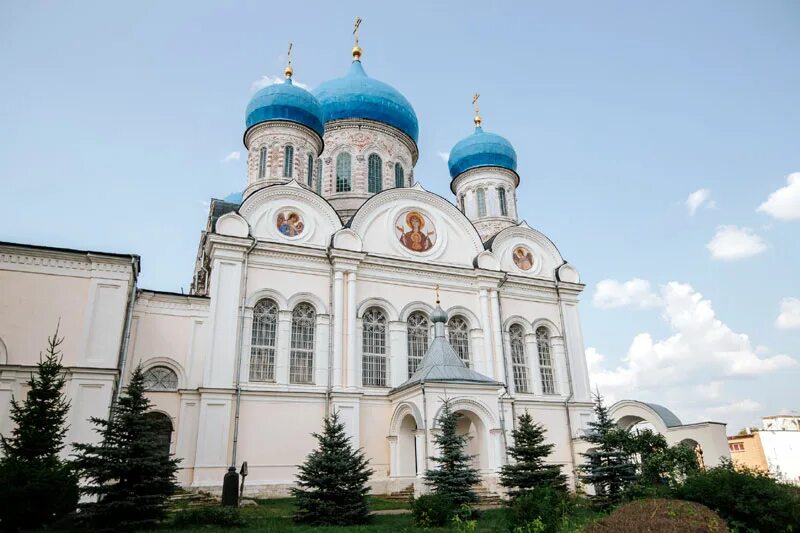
[
  {"x1": 362, "y1": 307, "x2": 387, "y2": 387},
  {"x1": 447, "y1": 315, "x2": 471, "y2": 367},
  {"x1": 289, "y1": 303, "x2": 315, "y2": 384},
  {"x1": 283, "y1": 145, "x2": 294, "y2": 177},
  {"x1": 395, "y1": 163, "x2": 405, "y2": 188},
  {"x1": 509, "y1": 323, "x2": 529, "y2": 392},
  {"x1": 250, "y1": 299, "x2": 278, "y2": 382},
  {"x1": 536, "y1": 326, "x2": 556, "y2": 394},
  {"x1": 498, "y1": 187, "x2": 508, "y2": 216},
  {"x1": 336, "y1": 153, "x2": 352, "y2": 192},
  {"x1": 368, "y1": 153, "x2": 383, "y2": 193},
  {"x1": 142, "y1": 366, "x2": 178, "y2": 391},
  {"x1": 406, "y1": 311, "x2": 429, "y2": 376},
  {"x1": 476, "y1": 188, "x2": 487, "y2": 217}
]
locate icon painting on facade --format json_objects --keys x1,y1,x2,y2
[
  {"x1": 396, "y1": 211, "x2": 436, "y2": 252},
  {"x1": 277, "y1": 210, "x2": 304, "y2": 237},
  {"x1": 513, "y1": 246, "x2": 534, "y2": 271}
]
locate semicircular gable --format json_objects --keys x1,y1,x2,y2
[
  {"x1": 239, "y1": 181, "x2": 342, "y2": 247},
  {"x1": 490, "y1": 221, "x2": 565, "y2": 279},
  {"x1": 347, "y1": 185, "x2": 484, "y2": 267}
]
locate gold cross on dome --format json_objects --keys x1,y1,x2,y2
[
  {"x1": 353, "y1": 16, "x2": 362, "y2": 45},
  {"x1": 435, "y1": 284, "x2": 441, "y2": 305},
  {"x1": 287, "y1": 42, "x2": 292, "y2": 66},
  {"x1": 472, "y1": 92, "x2": 480, "y2": 114}
]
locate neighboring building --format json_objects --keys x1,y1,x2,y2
[
  {"x1": 727, "y1": 431, "x2": 768, "y2": 472},
  {"x1": 728, "y1": 415, "x2": 800, "y2": 485}
]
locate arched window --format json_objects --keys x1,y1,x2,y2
[
  {"x1": 145, "y1": 412, "x2": 173, "y2": 458},
  {"x1": 476, "y1": 188, "x2": 487, "y2": 217},
  {"x1": 290, "y1": 303, "x2": 316, "y2": 384},
  {"x1": 283, "y1": 145, "x2": 294, "y2": 177},
  {"x1": 362, "y1": 307, "x2": 387, "y2": 387},
  {"x1": 447, "y1": 315, "x2": 471, "y2": 367},
  {"x1": 258, "y1": 146, "x2": 267, "y2": 179},
  {"x1": 509, "y1": 324, "x2": 529, "y2": 393},
  {"x1": 307, "y1": 154, "x2": 314, "y2": 187},
  {"x1": 498, "y1": 187, "x2": 508, "y2": 216},
  {"x1": 316, "y1": 159, "x2": 322, "y2": 193},
  {"x1": 459, "y1": 194, "x2": 465, "y2": 213},
  {"x1": 407, "y1": 312, "x2": 429, "y2": 377},
  {"x1": 395, "y1": 163, "x2": 405, "y2": 188},
  {"x1": 368, "y1": 153, "x2": 382, "y2": 193},
  {"x1": 536, "y1": 327, "x2": 556, "y2": 394},
  {"x1": 250, "y1": 299, "x2": 278, "y2": 382},
  {"x1": 142, "y1": 366, "x2": 178, "y2": 391},
  {"x1": 336, "y1": 153, "x2": 351, "y2": 192}
]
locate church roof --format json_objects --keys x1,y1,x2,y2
[
  {"x1": 643, "y1": 402, "x2": 683, "y2": 428},
  {"x1": 448, "y1": 126, "x2": 517, "y2": 179},
  {"x1": 245, "y1": 78, "x2": 325, "y2": 139}
]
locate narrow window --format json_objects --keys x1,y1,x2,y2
[
  {"x1": 447, "y1": 315, "x2": 471, "y2": 367},
  {"x1": 395, "y1": 163, "x2": 405, "y2": 188},
  {"x1": 142, "y1": 366, "x2": 178, "y2": 391},
  {"x1": 258, "y1": 146, "x2": 267, "y2": 179},
  {"x1": 283, "y1": 145, "x2": 294, "y2": 177},
  {"x1": 290, "y1": 303, "x2": 316, "y2": 384},
  {"x1": 368, "y1": 153, "x2": 383, "y2": 193},
  {"x1": 536, "y1": 327, "x2": 556, "y2": 394},
  {"x1": 459, "y1": 194, "x2": 465, "y2": 213},
  {"x1": 362, "y1": 307, "x2": 387, "y2": 387},
  {"x1": 509, "y1": 324, "x2": 529, "y2": 392},
  {"x1": 307, "y1": 154, "x2": 314, "y2": 187},
  {"x1": 476, "y1": 188, "x2": 487, "y2": 217},
  {"x1": 336, "y1": 153, "x2": 351, "y2": 192},
  {"x1": 250, "y1": 299, "x2": 278, "y2": 381},
  {"x1": 498, "y1": 187, "x2": 508, "y2": 216},
  {"x1": 407, "y1": 312, "x2": 429, "y2": 377},
  {"x1": 316, "y1": 159, "x2": 322, "y2": 194}
]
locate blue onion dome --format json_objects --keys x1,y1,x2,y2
[
  {"x1": 448, "y1": 126, "x2": 518, "y2": 179},
  {"x1": 245, "y1": 78, "x2": 325, "y2": 139},
  {"x1": 222, "y1": 191, "x2": 243, "y2": 204},
  {"x1": 313, "y1": 60, "x2": 419, "y2": 143}
]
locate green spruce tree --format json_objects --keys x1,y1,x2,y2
[
  {"x1": 292, "y1": 410, "x2": 374, "y2": 525},
  {"x1": 579, "y1": 393, "x2": 636, "y2": 508},
  {"x1": 500, "y1": 411, "x2": 567, "y2": 497},
  {"x1": 0, "y1": 325, "x2": 79, "y2": 531},
  {"x1": 72, "y1": 364, "x2": 180, "y2": 531},
  {"x1": 425, "y1": 398, "x2": 480, "y2": 506}
]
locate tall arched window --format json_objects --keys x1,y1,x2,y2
[
  {"x1": 283, "y1": 145, "x2": 294, "y2": 177},
  {"x1": 290, "y1": 303, "x2": 316, "y2": 384},
  {"x1": 407, "y1": 312, "x2": 429, "y2": 377},
  {"x1": 250, "y1": 299, "x2": 278, "y2": 382},
  {"x1": 498, "y1": 187, "x2": 508, "y2": 216},
  {"x1": 142, "y1": 366, "x2": 178, "y2": 391},
  {"x1": 316, "y1": 159, "x2": 322, "y2": 193},
  {"x1": 307, "y1": 154, "x2": 314, "y2": 187},
  {"x1": 362, "y1": 307, "x2": 387, "y2": 387},
  {"x1": 509, "y1": 324, "x2": 529, "y2": 393},
  {"x1": 368, "y1": 153, "x2": 382, "y2": 193},
  {"x1": 258, "y1": 146, "x2": 267, "y2": 179},
  {"x1": 536, "y1": 327, "x2": 556, "y2": 394},
  {"x1": 336, "y1": 153, "x2": 352, "y2": 192},
  {"x1": 395, "y1": 163, "x2": 405, "y2": 188},
  {"x1": 476, "y1": 188, "x2": 487, "y2": 217},
  {"x1": 447, "y1": 315, "x2": 471, "y2": 367}
]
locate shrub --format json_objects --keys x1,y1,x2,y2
[
  {"x1": 584, "y1": 498, "x2": 727, "y2": 532},
  {"x1": 0, "y1": 459, "x2": 79, "y2": 531},
  {"x1": 506, "y1": 486, "x2": 569, "y2": 533},
  {"x1": 171, "y1": 505, "x2": 245, "y2": 527},
  {"x1": 412, "y1": 493, "x2": 455, "y2": 528},
  {"x1": 451, "y1": 503, "x2": 478, "y2": 533},
  {"x1": 676, "y1": 460, "x2": 800, "y2": 532}
]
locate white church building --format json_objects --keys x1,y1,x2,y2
[{"x1": 0, "y1": 37, "x2": 729, "y2": 496}]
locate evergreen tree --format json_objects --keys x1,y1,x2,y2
[
  {"x1": 0, "y1": 325, "x2": 79, "y2": 531},
  {"x1": 500, "y1": 411, "x2": 567, "y2": 497},
  {"x1": 72, "y1": 364, "x2": 180, "y2": 531},
  {"x1": 425, "y1": 399, "x2": 480, "y2": 506},
  {"x1": 578, "y1": 393, "x2": 636, "y2": 508},
  {"x1": 292, "y1": 410, "x2": 373, "y2": 525}
]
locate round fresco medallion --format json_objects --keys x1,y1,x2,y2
[
  {"x1": 512, "y1": 246, "x2": 534, "y2": 271},
  {"x1": 276, "y1": 210, "x2": 304, "y2": 237},
  {"x1": 395, "y1": 210, "x2": 437, "y2": 252}
]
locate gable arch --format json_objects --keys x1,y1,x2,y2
[
  {"x1": 445, "y1": 306, "x2": 481, "y2": 329},
  {"x1": 399, "y1": 301, "x2": 434, "y2": 322},
  {"x1": 139, "y1": 357, "x2": 186, "y2": 390},
  {"x1": 389, "y1": 401, "x2": 424, "y2": 435},
  {"x1": 287, "y1": 292, "x2": 329, "y2": 315},
  {"x1": 609, "y1": 400, "x2": 683, "y2": 435},
  {"x1": 357, "y1": 298, "x2": 399, "y2": 322},
  {"x1": 246, "y1": 288, "x2": 288, "y2": 309},
  {"x1": 531, "y1": 318, "x2": 562, "y2": 337},
  {"x1": 432, "y1": 397, "x2": 499, "y2": 430},
  {"x1": 490, "y1": 222, "x2": 566, "y2": 279},
  {"x1": 503, "y1": 315, "x2": 534, "y2": 335}
]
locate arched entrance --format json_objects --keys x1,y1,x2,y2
[
  {"x1": 454, "y1": 409, "x2": 488, "y2": 471},
  {"x1": 397, "y1": 414, "x2": 418, "y2": 477},
  {"x1": 145, "y1": 411, "x2": 173, "y2": 457}
]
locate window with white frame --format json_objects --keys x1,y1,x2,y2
[
  {"x1": 307, "y1": 154, "x2": 314, "y2": 187},
  {"x1": 395, "y1": 163, "x2": 405, "y2": 188},
  {"x1": 336, "y1": 153, "x2": 351, "y2": 192},
  {"x1": 407, "y1": 312, "x2": 429, "y2": 377},
  {"x1": 258, "y1": 146, "x2": 267, "y2": 179},
  {"x1": 498, "y1": 187, "x2": 508, "y2": 216},
  {"x1": 283, "y1": 145, "x2": 294, "y2": 177},
  {"x1": 290, "y1": 303, "x2": 316, "y2": 384},
  {"x1": 447, "y1": 315, "x2": 471, "y2": 367},
  {"x1": 476, "y1": 188, "x2": 487, "y2": 217},
  {"x1": 536, "y1": 326, "x2": 556, "y2": 394},
  {"x1": 142, "y1": 366, "x2": 178, "y2": 391},
  {"x1": 250, "y1": 299, "x2": 278, "y2": 381},
  {"x1": 509, "y1": 324, "x2": 529, "y2": 392},
  {"x1": 362, "y1": 307, "x2": 387, "y2": 387},
  {"x1": 368, "y1": 153, "x2": 382, "y2": 193}
]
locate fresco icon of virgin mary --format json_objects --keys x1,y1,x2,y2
[{"x1": 396, "y1": 211, "x2": 436, "y2": 252}]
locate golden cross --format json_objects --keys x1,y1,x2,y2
[
  {"x1": 435, "y1": 284, "x2": 440, "y2": 305},
  {"x1": 472, "y1": 92, "x2": 480, "y2": 114},
  {"x1": 353, "y1": 16, "x2": 362, "y2": 45},
  {"x1": 287, "y1": 42, "x2": 293, "y2": 66}
]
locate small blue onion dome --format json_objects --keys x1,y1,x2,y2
[
  {"x1": 245, "y1": 78, "x2": 325, "y2": 139},
  {"x1": 313, "y1": 60, "x2": 419, "y2": 142},
  {"x1": 447, "y1": 126, "x2": 517, "y2": 179}
]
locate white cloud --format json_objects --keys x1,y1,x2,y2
[
  {"x1": 757, "y1": 172, "x2": 800, "y2": 221},
  {"x1": 686, "y1": 188, "x2": 712, "y2": 215},
  {"x1": 706, "y1": 225, "x2": 767, "y2": 260},
  {"x1": 776, "y1": 297, "x2": 800, "y2": 330},
  {"x1": 593, "y1": 278, "x2": 662, "y2": 309},
  {"x1": 438, "y1": 151, "x2": 450, "y2": 163},
  {"x1": 222, "y1": 151, "x2": 240, "y2": 162},
  {"x1": 704, "y1": 399, "x2": 762, "y2": 419},
  {"x1": 694, "y1": 381, "x2": 724, "y2": 400},
  {"x1": 251, "y1": 75, "x2": 310, "y2": 92}
]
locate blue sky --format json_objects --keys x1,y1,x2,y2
[{"x1": 1, "y1": 1, "x2": 797, "y2": 433}]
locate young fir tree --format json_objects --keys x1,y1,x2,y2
[
  {"x1": 72, "y1": 364, "x2": 180, "y2": 531},
  {"x1": 425, "y1": 399, "x2": 481, "y2": 506},
  {"x1": 0, "y1": 325, "x2": 79, "y2": 531},
  {"x1": 579, "y1": 393, "x2": 636, "y2": 508},
  {"x1": 292, "y1": 410, "x2": 374, "y2": 525},
  {"x1": 500, "y1": 411, "x2": 567, "y2": 497}
]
